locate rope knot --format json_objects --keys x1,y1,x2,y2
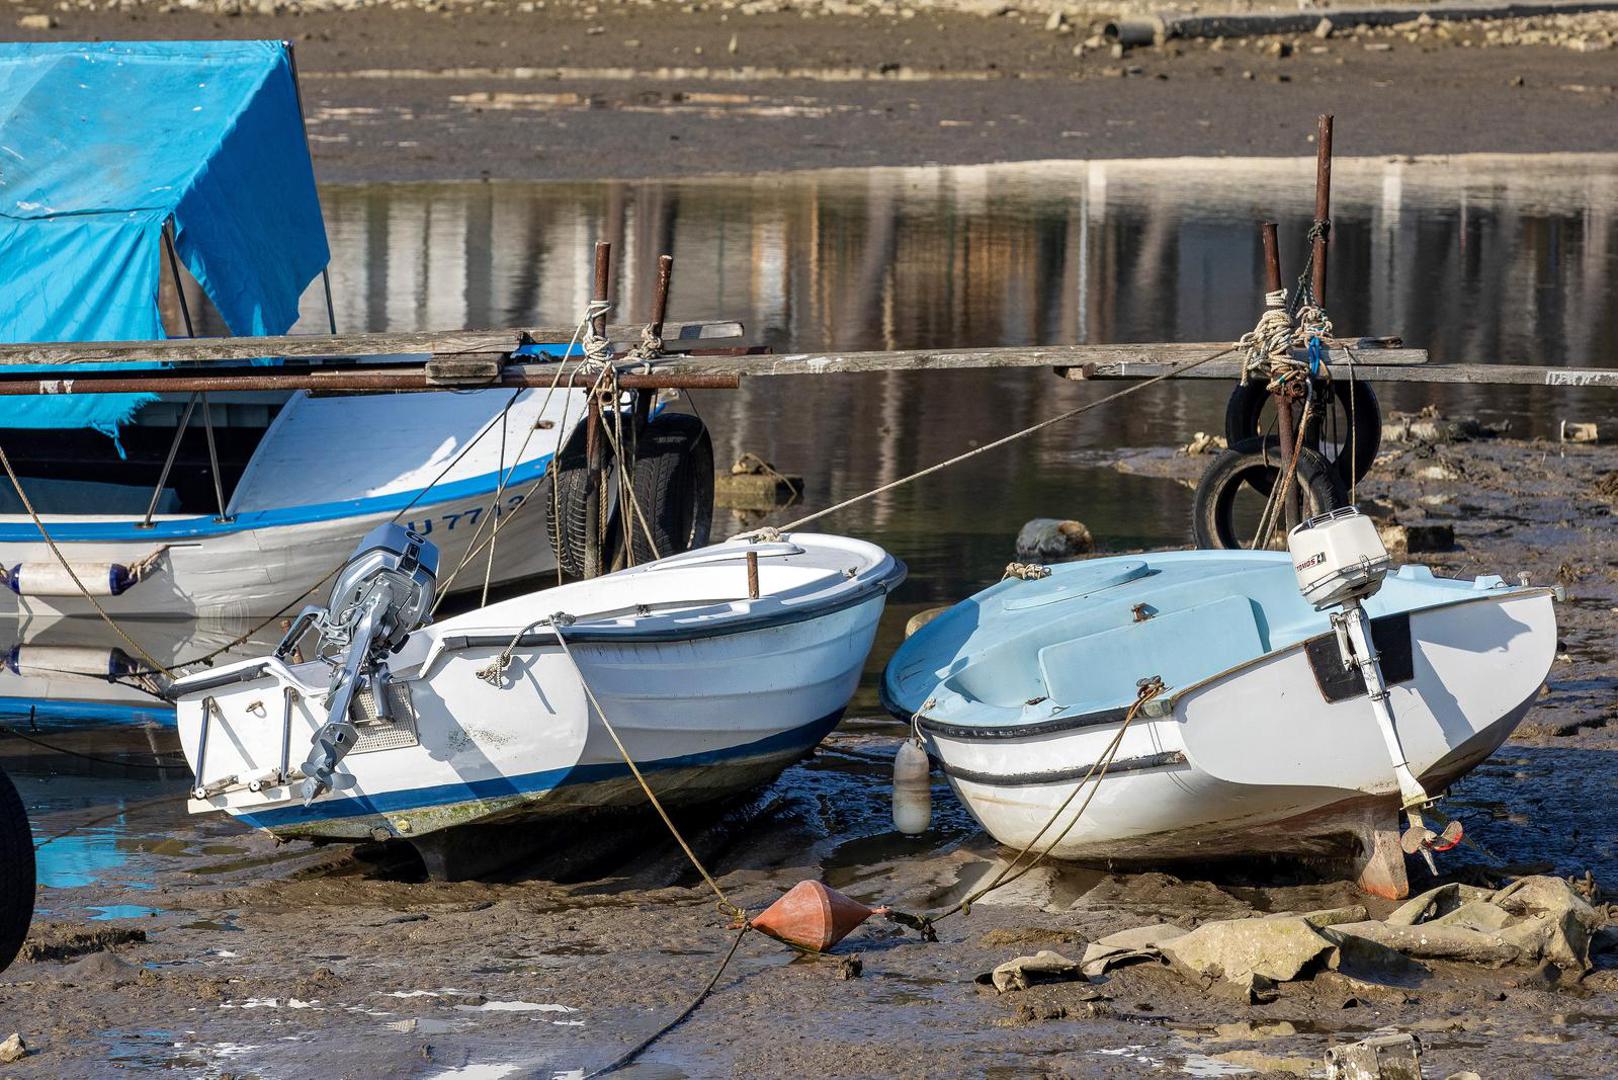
[
  {"x1": 1002, "y1": 562, "x2": 1051, "y2": 581},
  {"x1": 476, "y1": 654, "x2": 511, "y2": 686}
]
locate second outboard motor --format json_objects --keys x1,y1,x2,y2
[{"x1": 277, "y1": 523, "x2": 438, "y2": 806}]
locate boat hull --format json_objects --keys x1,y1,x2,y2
[
  {"x1": 175, "y1": 535, "x2": 901, "y2": 843},
  {"x1": 923, "y1": 589, "x2": 1555, "y2": 862}
]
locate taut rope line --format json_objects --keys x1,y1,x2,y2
[{"x1": 764, "y1": 345, "x2": 1238, "y2": 536}]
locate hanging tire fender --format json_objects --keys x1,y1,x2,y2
[
  {"x1": 1222, "y1": 377, "x2": 1381, "y2": 491},
  {"x1": 627, "y1": 412, "x2": 715, "y2": 565},
  {"x1": 1190, "y1": 435, "x2": 1345, "y2": 550}
]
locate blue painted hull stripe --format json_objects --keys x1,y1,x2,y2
[
  {"x1": 0, "y1": 450, "x2": 554, "y2": 544},
  {"x1": 236, "y1": 708, "x2": 846, "y2": 830}
]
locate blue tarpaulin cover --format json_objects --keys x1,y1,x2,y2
[{"x1": 0, "y1": 40, "x2": 329, "y2": 436}]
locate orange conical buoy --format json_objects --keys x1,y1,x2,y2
[{"x1": 749, "y1": 880, "x2": 883, "y2": 952}]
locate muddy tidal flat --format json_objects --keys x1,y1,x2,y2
[
  {"x1": 6, "y1": 430, "x2": 1618, "y2": 1079},
  {"x1": 13, "y1": 0, "x2": 1618, "y2": 182}
]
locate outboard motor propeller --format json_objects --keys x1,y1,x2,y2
[
  {"x1": 277, "y1": 523, "x2": 438, "y2": 806},
  {"x1": 1287, "y1": 507, "x2": 1458, "y2": 869}
]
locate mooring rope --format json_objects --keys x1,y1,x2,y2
[
  {"x1": 918, "y1": 677, "x2": 1163, "y2": 931},
  {"x1": 0, "y1": 441, "x2": 175, "y2": 678},
  {"x1": 755, "y1": 345, "x2": 1239, "y2": 537},
  {"x1": 548, "y1": 622, "x2": 746, "y2": 920}
]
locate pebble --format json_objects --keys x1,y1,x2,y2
[
  {"x1": 16, "y1": 12, "x2": 57, "y2": 27},
  {"x1": 0, "y1": 1033, "x2": 25, "y2": 1064}
]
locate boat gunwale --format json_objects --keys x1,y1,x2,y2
[
  {"x1": 940, "y1": 749, "x2": 1187, "y2": 786},
  {"x1": 436, "y1": 555, "x2": 906, "y2": 649},
  {"x1": 166, "y1": 553, "x2": 908, "y2": 699},
  {"x1": 896, "y1": 586, "x2": 1554, "y2": 741}
]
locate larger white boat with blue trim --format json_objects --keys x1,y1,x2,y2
[{"x1": 169, "y1": 527, "x2": 903, "y2": 867}]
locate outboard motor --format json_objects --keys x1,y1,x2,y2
[
  {"x1": 1288, "y1": 507, "x2": 1457, "y2": 866},
  {"x1": 277, "y1": 523, "x2": 438, "y2": 806}
]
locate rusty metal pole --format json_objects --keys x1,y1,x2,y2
[
  {"x1": 1312, "y1": 114, "x2": 1333, "y2": 308},
  {"x1": 1261, "y1": 222, "x2": 1300, "y2": 536},
  {"x1": 584, "y1": 241, "x2": 611, "y2": 577},
  {"x1": 746, "y1": 550, "x2": 760, "y2": 599}
]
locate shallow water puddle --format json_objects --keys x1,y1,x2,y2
[{"x1": 89, "y1": 904, "x2": 159, "y2": 921}]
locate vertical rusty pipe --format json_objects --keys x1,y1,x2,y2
[
  {"x1": 583, "y1": 241, "x2": 612, "y2": 577},
  {"x1": 591, "y1": 241, "x2": 612, "y2": 339},
  {"x1": 746, "y1": 550, "x2": 760, "y2": 600},
  {"x1": 1312, "y1": 114, "x2": 1333, "y2": 307},
  {"x1": 649, "y1": 254, "x2": 673, "y2": 339},
  {"x1": 1261, "y1": 222, "x2": 1283, "y2": 295},
  {"x1": 1261, "y1": 221, "x2": 1300, "y2": 534}
]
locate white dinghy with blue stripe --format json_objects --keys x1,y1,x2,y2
[
  {"x1": 883, "y1": 530, "x2": 1556, "y2": 889},
  {"x1": 169, "y1": 526, "x2": 904, "y2": 867}
]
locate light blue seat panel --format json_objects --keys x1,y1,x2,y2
[{"x1": 1036, "y1": 593, "x2": 1265, "y2": 715}]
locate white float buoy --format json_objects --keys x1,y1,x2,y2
[{"x1": 892, "y1": 738, "x2": 932, "y2": 835}]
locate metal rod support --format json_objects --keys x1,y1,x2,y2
[
  {"x1": 163, "y1": 221, "x2": 196, "y2": 338},
  {"x1": 746, "y1": 550, "x2": 760, "y2": 600},
  {"x1": 140, "y1": 392, "x2": 200, "y2": 528},
  {"x1": 201, "y1": 392, "x2": 230, "y2": 522}
]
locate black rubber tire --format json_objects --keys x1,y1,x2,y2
[
  {"x1": 1223, "y1": 378, "x2": 1381, "y2": 492},
  {"x1": 544, "y1": 437, "x2": 617, "y2": 580},
  {"x1": 1191, "y1": 436, "x2": 1345, "y2": 550},
  {"x1": 627, "y1": 412, "x2": 715, "y2": 565},
  {"x1": 0, "y1": 765, "x2": 34, "y2": 974}
]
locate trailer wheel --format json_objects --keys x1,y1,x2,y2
[
  {"x1": 1223, "y1": 378, "x2": 1381, "y2": 492},
  {"x1": 627, "y1": 413, "x2": 714, "y2": 565},
  {"x1": 0, "y1": 765, "x2": 34, "y2": 973},
  {"x1": 545, "y1": 437, "x2": 617, "y2": 579},
  {"x1": 1191, "y1": 436, "x2": 1344, "y2": 550}
]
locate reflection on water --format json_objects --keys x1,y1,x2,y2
[{"x1": 295, "y1": 153, "x2": 1618, "y2": 598}]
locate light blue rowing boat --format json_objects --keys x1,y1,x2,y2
[{"x1": 883, "y1": 548, "x2": 1556, "y2": 891}]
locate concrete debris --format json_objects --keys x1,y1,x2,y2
[
  {"x1": 1077, "y1": 877, "x2": 1604, "y2": 1000},
  {"x1": 1324, "y1": 1031, "x2": 1422, "y2": 1080},
  {"x1": 1158, "y1": 913, "x2": 1345, "y2": 1001}
]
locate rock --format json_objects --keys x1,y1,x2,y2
[
  {"x1": 1014, "y1": 518, "x2": 1093, "y2": 563},
  {"x1": 1377, "y1": 522, "x2": 1454, "y2": 555},
  {"x1": 1314, "y1": 17, "x2": 1333, "y2": 38},
  {"x1": 1043, "y1": 9, "x2": 1064, "y2": 31},
  {"x1": 16, "y1": 13, "x2": 57, "y2": 28},
  {"x1": 1182, "y1": 431, "x2": 1227, "y2": 456},
  {"x1": 0, "y1": 1033, "x2": 24, "y2": 1063}
]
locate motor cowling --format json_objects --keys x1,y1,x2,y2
[
  {"x1": 282, "y1": 523, "x2": 439, "y2": 805},
  {"x1": 324, "y1": 523, "x2": 439, "y2": 655},
  {"x1": 1287, "y1": 506, "x2": 1390, "y2": 611}
]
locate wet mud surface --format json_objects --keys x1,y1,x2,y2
[{"x1": 6, "y1": 432, "x2": 1618, "y2": 1078}]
